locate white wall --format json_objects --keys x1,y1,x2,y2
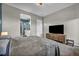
[
  {"x1": 2, "y1": 4, "x2": 42, "y2": 37},
  {"x1": 44, "y1": 4, "x2": 79, "y2": 46},
  {"x1": 64, "y1": 19, "x2": 79, "y2": 45}
]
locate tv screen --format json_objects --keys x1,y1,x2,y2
[{"x1": 49, "y1": 25, "x2": 64, "y2": 34}]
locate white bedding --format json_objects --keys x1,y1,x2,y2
[
  {"x1": 10, "y1": 36, "x2": 48, "y2": 56},
  {"x1": 10, "y1": 36, "x2": 79, "y2": 56}
]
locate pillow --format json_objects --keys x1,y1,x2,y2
[{"x1": 0, "y1": 39, "x2": 9, "y2": 55}]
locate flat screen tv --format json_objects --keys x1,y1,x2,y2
[{"x1": 49, "y1": 25, "x2": 64, "y2": 34}]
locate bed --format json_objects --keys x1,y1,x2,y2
[
  {"x1": 8, "y1": 36, "x2": 79, "y2": 56},
  {"x1": 0, "y1": 36, "x2": 79, "y2": 56}
]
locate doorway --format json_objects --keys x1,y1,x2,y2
[{"x1": 20, "y1": 14, "x2": 31, "y2": 37}]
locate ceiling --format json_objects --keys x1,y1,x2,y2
[{"x1": 7, "y1": 3, "x2": 74, "y2": 17}]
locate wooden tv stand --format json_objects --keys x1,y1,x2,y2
[{"x1": 46, "y1": 33, "x2": 65, "y2": 43}]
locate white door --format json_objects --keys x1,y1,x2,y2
[{"x1": 36, "y1": 19, "x2": 43, "y2": 37}]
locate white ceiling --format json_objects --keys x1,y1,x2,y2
[{"x1": 7, "y1": 3, "x2": 74, "y2": 17}]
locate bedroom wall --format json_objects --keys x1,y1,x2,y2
[
  {"x1": 64, "y1": 19, "x2": 79, "y2": 46},
  {"x1": 0, "y1": 4, "x2": 2, "y2": 32},
  {"x1": 2, "y1": 4, "x2": 42, "y2": 37},
  {"x1": 44, "y1": 4, "x2": 79, "y2": 46}
]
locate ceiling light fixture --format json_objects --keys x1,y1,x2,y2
[
  {"x1": 36, "y1": 0, "x2": 44, "y2": 6},
  {"x1": 36, "y1": 3, "x2": 43, "y2": 6}
]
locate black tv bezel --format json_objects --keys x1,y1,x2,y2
[{"x1": 49, "y1": 25, "x2": 64, "y2": 34}]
